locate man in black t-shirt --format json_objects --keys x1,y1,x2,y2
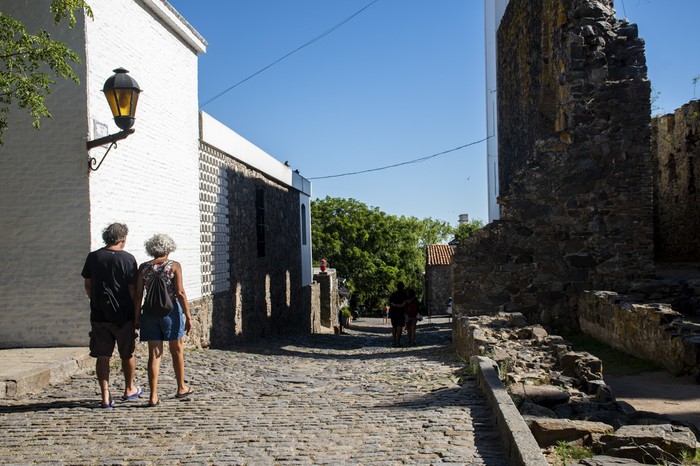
[{"x1": 81, "y1": 223, "x2": 141, "y2": 407}]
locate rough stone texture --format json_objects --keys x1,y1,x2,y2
[
  {"x1": 472, "y1": 356, "x2": 549, "y2": 466},
  {"x1": 315, "y1": 270, "x2": 339, "y2": 330},
  {"x1": 426, "y1": 263, "x2": 453, "y2": 316},
  {"x1": 527, "y1": 417, "x2": 614, "y2": 447},
  {"x1": 199, "y1": 142, "x2": 309, "y2": 345},
  {"x1": 452, "y1": 0, "x2": 654, "y2": 331},
  {"x1": 425, "y1": 244, "x2": 454, "y2": 315},
  {"x1": 597, "y1": 424, "x2": 698, "y2": 463},
  {"x1": 652, "y1": 100, "x2": 700, "y2": 262},
  {"x1": 0, "y1": 318, "x2": 510, "y2": 465},
  {"x1": 578, "y1": 290, "x2": 700, "y2": 376},
  {"x1": 453, "y1": 313, "x2": 699, "y2": 462}
]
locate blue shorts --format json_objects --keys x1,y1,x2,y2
[{"x1": 139, "y1": 301, "x2": 185, "y2": 341}]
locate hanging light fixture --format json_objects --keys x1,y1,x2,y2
[{"x1": 86, "y1": 68, "x2": 142, "y2": 170}]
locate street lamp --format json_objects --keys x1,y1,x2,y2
[{"x1": 86, "y1": 68, "x2": 141, "y2": 170}]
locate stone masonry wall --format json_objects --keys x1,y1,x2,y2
[
  {"x1": 200, "y1": 143, "x2": 308, "y2": 346},
  {"x1": 578, "y1": 291, "x2": 700, "y2": 376},
  {"x1": 652, "y1": 100, "x2": 700, "y2": 262},
  {"x1": 426, "y1": 265, "x2": 452, "y2": 316},
  {"x1": 453, "y1": 0, "x2": 654, "y2": 331}
]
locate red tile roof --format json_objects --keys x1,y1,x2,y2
[{"x1": 426, "y1": 244, "x2": 453, "y2": 266}]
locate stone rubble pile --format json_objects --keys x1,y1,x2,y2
[{"x1": 458, "y1": 313, "x2": 699, "y2": 464}]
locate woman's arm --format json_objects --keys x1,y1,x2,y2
[{"x1": 173, "y1": 262, "x2": 192, "y2": 335}]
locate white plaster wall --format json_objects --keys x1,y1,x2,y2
[
  {"x1": 200, "y1": 113, "x2": 293, "y2": 187},
  {"x1": 484, "y1": 0, "x2": 509, "y2": 222},
  {"x1": 85, "y1": 0, "x2": 205, "y2": 300},
  {"x1": 0, "y1": 0, "x2": 90, "y2": 347}
]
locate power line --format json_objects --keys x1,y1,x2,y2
[
  {"x1": 200, "y1": 0, "x2": 380, "y2": 108},
  {"x1": 308, "y1": 136, "x2": 491, "y2": 180}
]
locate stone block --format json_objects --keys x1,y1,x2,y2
[
  {"x1": 510, "y1": 383, "x2": 571, "y2": 407},
  {"x1": 526, "y1": 417, "x2": 613, "y2": 447},
  {"x1": 598, "y1": 424, "x2": 698, "y2": 462}
]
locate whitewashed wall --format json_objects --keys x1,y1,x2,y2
[
  {"x1": 85, "y1": 0, "x2": 206, "y2": 299},
  {"x1": 484, "y1": 0, "x2": 509, "y2": 222},
  {"x1": 0, "y1": 1, "x2": 89, "y2": 347},
  {"x1": 0, "y1": 0, "x2": 206, "y2": 347}
]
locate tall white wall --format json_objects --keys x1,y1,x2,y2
[
  {"x1": 0, "y1": 0, "x2": 90, "y2": 347},
  {"x1": 0, "y1": 0, "x2": 206, "y2": 348},
  {"x1": 484, "y1": 0, "x2": 509, "y2": 222},
  {"x1": 85, "y1": 0, "x2": 206, "y2": 299}
]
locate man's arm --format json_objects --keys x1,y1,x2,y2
[{"x1": 84, "y1": 278, "x2": 92, "y2": 300}]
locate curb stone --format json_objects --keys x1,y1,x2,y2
[{"x1": 471, "y1": 355, "x2": 549, "y2": 466}]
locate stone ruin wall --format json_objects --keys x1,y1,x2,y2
[
  {"x1": 453, "y1": 0, "x2": 654, "y2": 331},
  {"x1": 652, "y1": 100, "x2": 700, "y2": 262}
]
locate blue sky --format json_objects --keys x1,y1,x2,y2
[{"x1": 168, "y1": 0, "x2": 700, "y2": 226}]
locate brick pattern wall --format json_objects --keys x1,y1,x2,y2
[
  {"x1": 453, "y1": 0, "x2": 654, "y2": 331},
  {"x1": 200, "y1": 143, "x2": 309, "y2": 345},
  {"x1": 0, "y1": 0, "x2": 203, "y2": 347},
  {"x1": 652, "y1": 100, "x2": 700, "y2": 262},
  {"x1": 85, "y1": 0, "x2": 203, "y2": 300}
]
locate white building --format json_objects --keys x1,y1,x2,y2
[
  {"x1": 484, "y1": 0, "x2": 509, "y2": 222},
  {"x1": 0, "y1": 0, "x2": 313, "y2": 347}
]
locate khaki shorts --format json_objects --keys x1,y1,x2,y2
[{"x1": 89, "y1": 321, "x2": 137, "y2": 359}]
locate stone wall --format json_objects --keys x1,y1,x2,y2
[
  {"x1": 453, "y1": 0, "x2": 654, "y2": 330},
  {"x1": 315, "y1": 270, "x2": 339, "y2": 329},
  {"x1": 578, "y1": 291, "x2": 700, "y2": 376},
  {"x1": 199, "y1": 142, "x2": 309, "y2": 346},
  {"x1": 425, "y1": 265, "x2": 452, "y2": 315},
  {"x1": 652, "y1": 100, "x2": 700, "y2": 262}
]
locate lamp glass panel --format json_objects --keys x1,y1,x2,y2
[{"x1": 104, "y1": 89, "x2": 136, "y2": 118}]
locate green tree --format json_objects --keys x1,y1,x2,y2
[
  {"x1": 311, "y1": 196, "x2": 454, "y2": 310},
  {"x1": 454, "y1": 219, "x2": 484, "y2": 242},
  {"x1": 0, "y1": 0, "x2": 92, "y2": 145}
]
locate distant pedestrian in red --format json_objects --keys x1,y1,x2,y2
[{"x1": 382, "y1": 305, "x2": 389, "y2": 325}]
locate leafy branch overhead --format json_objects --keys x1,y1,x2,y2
[{"x1": 0, "y1": 0, "x2": 92, "y2": 145}]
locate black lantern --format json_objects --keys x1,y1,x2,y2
[
  {"x1": 86, "y1": 68, "x2": 142, "y2": 170},
  {"x1": 103, "y1": 67, "x2": 141, "y2": 131}
]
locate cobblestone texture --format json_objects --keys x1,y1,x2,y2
[{"x1": 0, "y1": 317, "x2": 507, "y2": 465}]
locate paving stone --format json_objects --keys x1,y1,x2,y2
[{"x1": 0, "y1": 317, "x2": 507, "y2": 464}]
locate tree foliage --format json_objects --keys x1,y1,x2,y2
[
  {"x1": 454, "y1": 219, "x2": 484, "y2": 242},
  {"x1": 0, "y1": 0, "x2": 92, "y2": 144},
  {"x1": 311, "y1": 196, "x2": 453, "y2": 310}
]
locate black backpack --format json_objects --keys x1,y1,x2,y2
[{"x1": 142, "y1": 266, "x2": 174, "y2": 317}]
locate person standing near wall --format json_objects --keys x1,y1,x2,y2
[
  {"x1": 81, "y1": 223, "x2": 142, "y2": 408},
  {"x1": 134, "y1": 233, "x2": 193, "y2": 407},
  {"x1": 388, "y1": 282, "x2": 408, "y2": 347}
]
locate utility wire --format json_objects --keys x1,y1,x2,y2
[
  {"x1": 200, "y1": 0, "x2": 380, "y2": 108},
  {"x1": 309, "y1": 136, "x2": 491, "y2": 180}
]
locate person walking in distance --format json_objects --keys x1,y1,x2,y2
[
  {"x1": 404, "y1": 288, "x2": 420, "y2": 346},
  {"x1": 134, "y1": 233, "x2": 193, "y2": 407},
  {"x1": 81, "y1": 223, "x2": 142, "y2": 408},
  {"x1": 388, "y1": 282, "x2": 408, "y2": 347}
]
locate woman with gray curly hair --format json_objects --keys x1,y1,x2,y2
[{"x1": 134, "y1": 233, "x2": 193, "y2": 407}]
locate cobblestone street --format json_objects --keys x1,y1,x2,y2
[{"x1": 0, "y1": 317, "x2": 507, "y2": 465}]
